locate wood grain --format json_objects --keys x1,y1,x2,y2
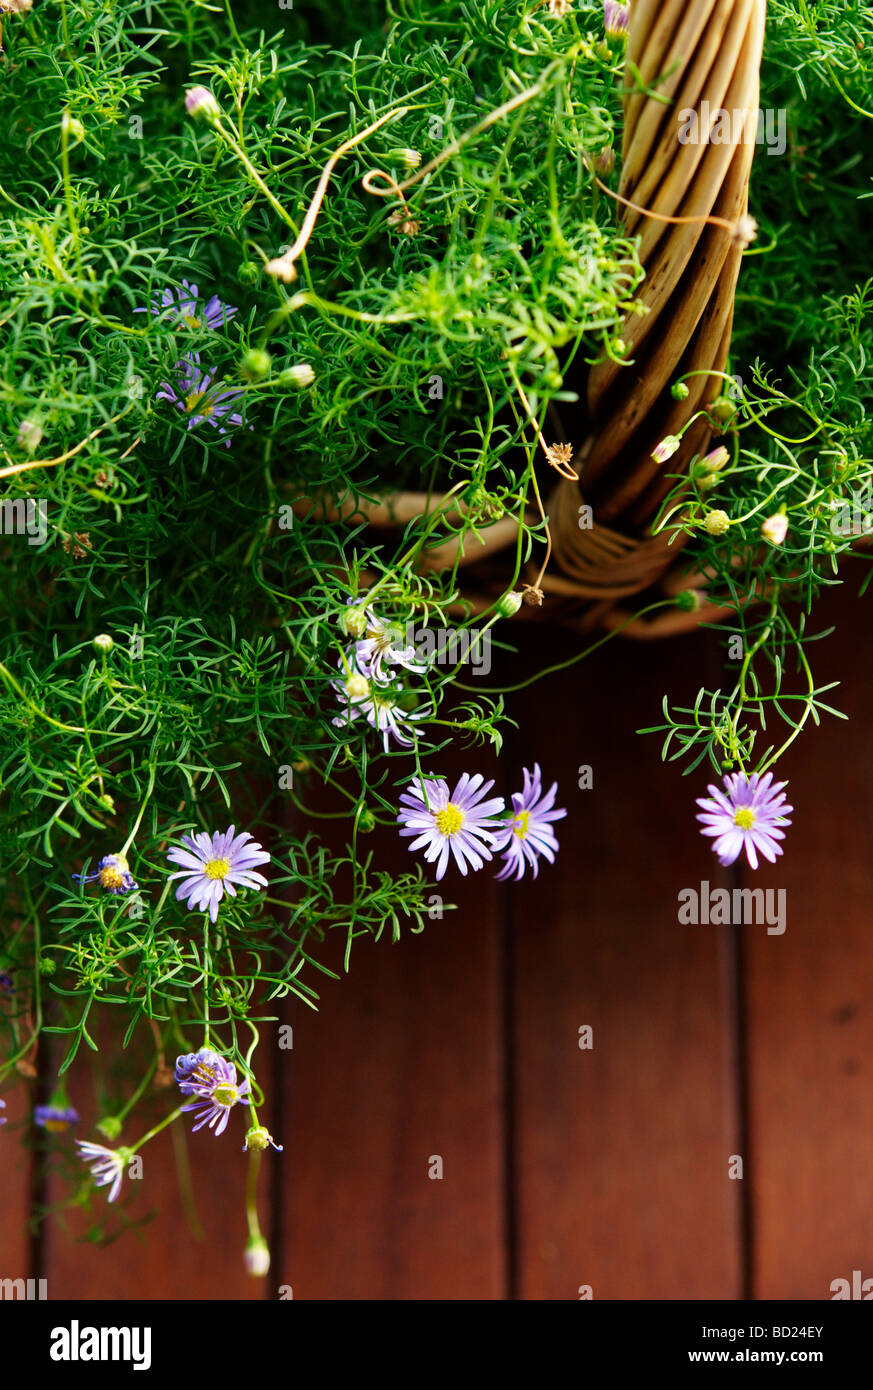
[
  {"x1": 275, "y1": 745, "x2": 506, "y2": 1300},
  {"x1": 744, "y1": 584, "x2": 873, "y2": 1299},
  {"x1": 506, "y1": 623, "x2": 744, "y2": 1299}
]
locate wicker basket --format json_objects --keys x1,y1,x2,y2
[{"x1": 297, "y1": 0, "x2": 767, "y2": 639}]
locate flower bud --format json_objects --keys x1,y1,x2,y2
[
  {"x1": 594, "y1": 146, "x2": 615, "y2": 176},
  {"x1": 64, "y1": 114, "x2": 86, "y2": 144},
  {"x1": 241, "y1": 348, "x2": 272, "y2": 382},
  {"x1": 244, "y1": 1236, "x2": 271, "y2": 1278},
  {"x1": 339, "y1": 604, "x2": 369, "y2": 639},
  {"x1": 709, "y1": 395, "x2": 737, "y2": 425},
  {"x1": 670, "y1": 381, "x2": 690, "y2": 400},
  {"x1": 651, "y1": 435, "x2": 681, "y2": 464},
  {"x1": 702, "y1": 509, "x2": 731, "y2": 536},
  {"x1": 696, "y1": 445, "x2": 730, "y2": 477},
  {"x1": 496, "y1": 590, "x2": 524, "y2": 618},
  {"x1": 184, "y1": 86, "x2": 221, "y2": 122},
  {"x1": 279, "y1": 363, "x2": 315, "y2": 390},
  {"x1": 92, "y1": 633, "x2": 114, "y2": 654},
  {"x1": 96, "y1": 1115, "x2": 123, "y2": 1142},
  {"x1": 675, "y1": 589, "x2": 704, "y2": 612},
  {"x1": 16, "y1": 418, "x2": 43, "y2": 452},
  {"x1": 237, "y1": 261, "x2": 259, "y2": 287},
  {"x1": 357, "y1": 806, "x2": 377, "y2": 833},
  {"x1": 397, "y1": 148, "x2": 421, "y2": 170},
  {"x1": 761, "y1": 512, "x2": 788, "y2": 546}
]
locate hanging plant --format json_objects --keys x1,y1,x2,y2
[{"x1": 1, "y1": 0, "x2": 871, "y2": 1274}]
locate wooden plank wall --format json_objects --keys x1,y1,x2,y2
[{"x1": 2, "y1": 585, "x2": 871, "y2": 1299}]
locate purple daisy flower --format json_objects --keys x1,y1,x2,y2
[
  {"x1": 176, "y1": 1052, "x2": 250, "y2": 1137},
  {"x1": 135, "y1": 278, "x2": 237, "y2": 332},
  {"x1": 167, "y1": 826, "x2": 270, "y2": 923},
  {"x1": 75, "y1": 1140, "x2": 134, "y2": 1203},
  {"x1": 350, "y1": 609, "x2": 427, "y2": 686},
  {"x1": 696, "y1": 771, "x2": 793, "y2": 870},
  {"x1": 155, "y1": 352, "x2": 246, "y2": 442},
  {"x1": 34, "y1": 1103, "x2": 80, "y2": 1133},
  {"x1": 174, "y1": 1047, "x2": 226, "y2": 1096},
  {"x1": 331, "y1": 667, "x2": 423, "y2": 751},
  {"x1": 397, "y1": 773, "x2": 506, "y2": 879},
  {"x1": 492, "y1": 764, "x2": 567, "y2": 882},
  {"x1": 73, "y1": 852, "x2": 137, "y2": 895}
]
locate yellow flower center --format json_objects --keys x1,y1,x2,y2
[
  {"x1": 435, "y1": 803, "x2": 464, "y2": 837},
  {"x1": 99, "y1": 865, "x2": 124, "y2": 889},
  {"x1": 733, "y1": 808, "x2": 756, "y2": 830},
  {"x1": 346, "y1": 673, "x2": 369, "y2": 698},
  {"x1": 44, "y1": 1119, "x2": 71, "y2": 1133},
  {"x1": 204, "y1": 857, "x2": 230, "y2": 880},
  {"x1": 185, "y1": 390, "x2": 214, "y2": 416},
  {"x1": 214, "y1": 1083, "x2": 238, "y2": 1107},
  {"x1": 182, "y1": 314, "x2": 201, "y2": 329},
  {"x1": 513, "y1": 810, "x2": 531, "y2": 840}
]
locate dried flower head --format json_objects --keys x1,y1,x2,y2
[
  {"x1": 731, "y1": 213, "x2": 758, "y2": 249},
  {"x1": 388, "y1": 208, "x2": 421, "y2": 237},
  {"x1": 62, "y1": 532, "x2": 92, "y2": 560},
  {"x1": 702, "y1": 509, "x2": 731, "y2": 536},
  {"x1": 545, "y1": 442, "x2": 578, "y2": 479},
  {"x1": 264, "y1": 254, "x2": 298, "y2": 283}
]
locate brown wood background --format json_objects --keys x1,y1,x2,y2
[{"x1": 3, "y1": 584, "x2": 872, "y2": 1300}]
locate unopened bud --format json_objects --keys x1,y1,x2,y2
[
  {"x1": 496, "y1": 590, "x2": 524, "y2": 618},
  {"x1": 761, "y1": 512, "x2": 788, "y2": 546},
  {"x1": 184, "y1": 86, "x2": 221, "y2": 122},
  {"x1": 241, "y1": 348, "x2": 272, "y2": 382},
  {"x1": 244, "y1": 1236, "x2": 271, "y2": 1278},
  {"x1": 698, "y1": 446, "x2": 730, "y2": 475},
  {"x1": 279, "y1": 363, "x2": 315, "y2": 389},
  {"x1": 16, "y1": 418, "x2": 43, "y2": 452},
  {"x1": 340, "y1": 604, "x2": 369, "y2": 639}
]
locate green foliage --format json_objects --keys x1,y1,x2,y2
[{"x1": 0, "y1": 0, "x2": 872, "y2": 1235}]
